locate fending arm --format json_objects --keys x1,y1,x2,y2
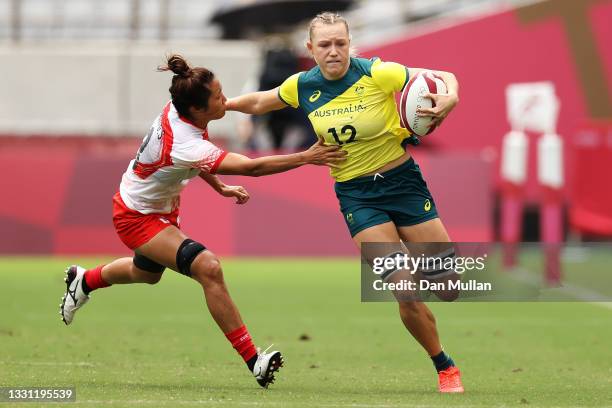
[
  {"x1": 215, "y1": 140, "x2": 346, "y2": 177},
  {"x1": 225, "y1": 88, "x2": 287, "y2": 115}
]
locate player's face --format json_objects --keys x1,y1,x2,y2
[
  {"x1": 307, "y1": 23, "x2": 350, "y2": 80},
  {"x1": 206, "y1": 79, "x2": 227, "y2": 119}
]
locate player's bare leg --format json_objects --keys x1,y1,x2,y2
[
  {"x1": 398, "y1": 218, "x2": 450, "y2": 242},
  {"x1": 353, "y1": 222, "x2": 463, "y2": 392},
  {"x1": 354, "y1": 222, "x2": 444, "y2": 353},
  {"x1": 397, "y1": 301, "x2": 442, "y2": 355},
  {"x1": 398, "y1": 219, "x2": 464, "y2": 393},
  {"x1": 100, "y1": 258, "x2": 163, "y2": 285},
  {"x1": 136, "y1": 226, "x2": 283, "y2": 388},
  {"x1": 136, "y1": 227, "x2": 243, "y2": 332},
  {"x1": 59, "y1": 260, "x2": 162, "y2": 325},
  {"x1": 398, "y1": 219, "x2": 460, "y2": 301}
]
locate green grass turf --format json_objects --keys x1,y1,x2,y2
[{"x1": 1, "y1": 257, "x2": 612, "y2": 407}]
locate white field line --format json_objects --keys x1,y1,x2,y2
[
  {"x1": 73, "y1": 401, "x2": 612, "y2": 408},
  {"x1": 77, "y1": 402, "x2": 399, "y2": 407},
  {"x1": 510, "y1": 268, "x2": 612, "y2": 310},
  {"x1": 1, "y1": 361, "x2": 94, "y2": 367}
]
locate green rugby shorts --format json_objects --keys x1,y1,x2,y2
[{"x1": 334, "y1": 157, "x2": 439, "y2": 237}]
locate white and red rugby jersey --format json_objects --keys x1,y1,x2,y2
[{"x1": 119, "y1": 102, "x2": 227, "y2": 214}]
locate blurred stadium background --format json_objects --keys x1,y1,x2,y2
[
  {"x1": 1, "y1": 0, "x2": 612, "y2": 406},
  {"x1": 1, "y1": 0, "x2": 611, "y2": 255}
]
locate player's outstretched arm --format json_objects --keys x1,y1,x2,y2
[
  {"x1": 198, "y1": 172, "x2": 250, "y2": 204},
  {"x1": 215, "y1": 140, "x2": 346, "y2": 177},
  {"x1": 225, "y1": 88, "x2": 287, "y2": 115}
]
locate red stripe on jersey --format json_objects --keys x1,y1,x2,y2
[
  {"x1": 210, "y1": 151, "x2": 228, "y2": 174},
  {"x1": 133, "y1": 102, "x2": 175, "y2": 179},
  {"x1": 178, "y1": 113, "x2": 196, "y2": 127}
]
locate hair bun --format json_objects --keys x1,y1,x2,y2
[{"x1": 164, "y1": 54, "x2": 191, "y2": 78}]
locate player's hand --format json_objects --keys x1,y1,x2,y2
[
  {"x1": 225, "y1": 98, "x2": 238, "y2": 112},
  {"x1": 303, "y1": 138, "x2": 347, "y2": 168},
  {"x1": 220, "y1": 185, "x2": 250, "y2": 204},
  {"x1": 416, "y1": 92, "x2": 459, "y2": 127}
]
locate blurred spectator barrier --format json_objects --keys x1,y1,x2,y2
[{"x1": 0, "y1": 41, "x2": 259, "y2": 147}]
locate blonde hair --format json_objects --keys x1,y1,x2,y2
[{"x1": 308, "y1": 12, "x2": 350, "y2": 41}]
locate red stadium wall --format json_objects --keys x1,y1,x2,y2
[
  {"x1": 363, "y1": 1, "x2": 612, "y2": 150},
  {"x1": 0, "y1": 139, "x2": 491, "y2": 256},
  {"x1": 361, "y1": 0, "x2": 612, "y2": 202}
]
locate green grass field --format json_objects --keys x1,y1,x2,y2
[{"x1": 1, "y1": 256, "x2": 612, "y2": 407}]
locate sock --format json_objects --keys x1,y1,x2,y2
[
  {"x1": 246, "y1": 354, "x2": 258, "y2": 372},
  {"x1": 431, "y1": 350, "x2": 455, "y2": 372},
  {"x1": 225, "y1": 325, "x2": 258, "y2": 371},
  {"x1": 82, "y1": 265, "x2": 111, "y2": 294}
]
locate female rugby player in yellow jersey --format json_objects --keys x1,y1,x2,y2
[{"x1": 226, "y1": 12, "x2": 464, "y2": 393}]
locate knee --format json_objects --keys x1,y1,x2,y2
[
  {"x1": 438, "y1": 290, "x2": 459, "y2": 302},
  {"x1": 141, "y1": 272, "x2": 163, "y2": 285},
  {"x1": 434, "y1": 276, "x2": 460, "y2": 302},
  {"x1": 132, "y1": 254, "x2": 165, "y2": 284},
  {"x1": 131, "y1": 266, "x2": 163, "y2": 285},
  {"x1": 191, "y1": 254, "x2": 224, "y2": 286}
]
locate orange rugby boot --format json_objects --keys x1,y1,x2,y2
[{"x1": 438, "y1": 366, "x2": 464, "y2": 393}]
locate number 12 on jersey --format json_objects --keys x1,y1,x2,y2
[{"x1": 328, "y1": 125, "x2": 357, "y2": 145}]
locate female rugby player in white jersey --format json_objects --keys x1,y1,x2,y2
[
  {"x1": 59, "y1": 54, "x2": 345, "y2": 389},
  {"x1": 226, "y1": 13, "x2": 464, "y2": 393}
]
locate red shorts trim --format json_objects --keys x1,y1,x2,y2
[{"x1": 112, "y1": 192, "x2": 180, "y2": 250}]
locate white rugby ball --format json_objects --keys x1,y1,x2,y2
[{"x1": 399, "y1": 70, "x2": 447, "y2": 137}]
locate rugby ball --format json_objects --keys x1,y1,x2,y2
[{"x1": 399, "y1": 71, "x2": 447, "y2": 136}]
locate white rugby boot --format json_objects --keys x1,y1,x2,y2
[
  {"x1": 60, "y1": 265, "x2": 90, "y2": 325},
  {"x1": 252, "y1": 345, "x2": 284, "y2": 388}
]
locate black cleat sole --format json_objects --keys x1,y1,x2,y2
[{"x1": 257, "y1": 352, "x2": 284, "y2": 389}]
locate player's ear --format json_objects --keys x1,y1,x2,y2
[{"x1": 305, "y1": 40, "x2": 313, "y2": 55}]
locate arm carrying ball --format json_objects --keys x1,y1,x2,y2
[{"x1": 410, "y1": 68, "x2": 459, "y2": 128}]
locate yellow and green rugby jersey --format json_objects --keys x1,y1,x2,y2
[{"x1": 279, "y1": 57, "x2": 411, "y2": 182}]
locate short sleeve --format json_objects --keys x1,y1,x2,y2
[
  {"x1": 371, "y1": 59, "x2": 409, "y2": 94},
  {"x1": 278, "y1": 72, "x2": 301, "y2": 108},
  {"x1": 172, "y1": 139, "x2": 228, "y2": 174}
]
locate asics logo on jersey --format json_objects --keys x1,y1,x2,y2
[
  {"x1": 159, "y1": 217, "x2": 170, "y2": 224},
  {"x1": 309, "y1": 90, "x2": 322, "y2": 102},
  {"x1": 424, "y1": 199, "x2": 432, "y2": 211},
  {"x1": 354, "y1": 85, "x2": 365, "y2": 96}
]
